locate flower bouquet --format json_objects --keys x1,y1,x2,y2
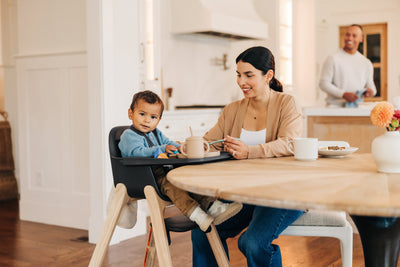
[
  {"x1": 370, "y1": 102, "x2": 400, "y2": 131},
  {"x1": 370, "y1": 102, "x2": 400, "y2": 173}
]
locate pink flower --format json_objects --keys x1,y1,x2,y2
[
  {"x1": 394, "y1": 110, "x2": 400, "y2": 119},
  {"x1": 392, "y1": 109, "x2": 400, "y2": 131}
]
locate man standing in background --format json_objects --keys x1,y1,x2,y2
[{"x1": 319, "y1": 24, "x2": 376, "y2": 107}]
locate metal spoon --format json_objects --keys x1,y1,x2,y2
[{"x1": 209, "y1": 138, "x2": 240, "y2": 145}]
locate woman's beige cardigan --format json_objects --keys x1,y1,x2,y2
[{"x1": 203, "y1": 90, "x2": 303, "y2": 159}]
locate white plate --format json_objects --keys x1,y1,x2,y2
[{"x1": 318, "y1": 147, "x2": 359, "y2": 158}]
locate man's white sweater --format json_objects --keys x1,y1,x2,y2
[{"x1": 319, "y1": 49, "x2": 376, "y2": 106}]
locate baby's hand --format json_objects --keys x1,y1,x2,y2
[{"x1": 165, "y1": 145, "x2": 178, "y2": 154}]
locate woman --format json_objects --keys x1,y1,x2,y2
[{"x1": 191, "y1": 46, "x2": 304, "y2": 267}]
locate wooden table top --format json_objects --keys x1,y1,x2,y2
[{"x1": 167, "y1": 153, "x2": 400, "y2": 217}]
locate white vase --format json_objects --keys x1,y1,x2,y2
[{"x1": 371, "y1": 131, "x2": 400, "y2": 173}]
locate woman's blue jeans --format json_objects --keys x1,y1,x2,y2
[{"x1": 191, "y1": 204, "x2": 303, "y2": 267}]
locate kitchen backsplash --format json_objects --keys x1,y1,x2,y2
[{"x1": 160, "y1": 1, "x2": 272, "y2": 107}]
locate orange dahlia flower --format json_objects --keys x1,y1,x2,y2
[{"x1": 370, "y1": 102, "x2": 395, "y2": 128}]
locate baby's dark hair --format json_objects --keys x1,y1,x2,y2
[{"x1": 130, "y1": 90, "x2": 164, "y2": 117}]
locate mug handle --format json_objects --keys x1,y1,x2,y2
[
  {"x1": 287, "y1": 140, "x2": 295, "y2": 155},
  {"x1": 180, "y1": 142, "x2": 188, "y2": 156},
  {"x1": 203, "y1": 141, "x2": 210, "y2": 154}
]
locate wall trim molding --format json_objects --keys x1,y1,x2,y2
[
  {"x1": 17, "y1": 52, "x2": 90, "y2": 230},
  {"x1": 14, "y1": 50, "x2": 87, "y2": 59}
]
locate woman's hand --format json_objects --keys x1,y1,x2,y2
[{"x1": 224, "y1": 135, "x2": 249, "y2": 159}]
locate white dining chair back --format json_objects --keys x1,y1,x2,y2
[{"x1": 282, "y1": 210, "x2": 353, "y2": 267}]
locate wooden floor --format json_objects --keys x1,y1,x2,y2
[{"x1": 1, "y1": 199, "x2": 397, "y2": 266}]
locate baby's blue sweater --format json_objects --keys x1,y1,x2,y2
[{"x1": 119, "y1": 126, "x2": 180, "y2": 157}]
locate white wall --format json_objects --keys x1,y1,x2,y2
[
  {"x1": 293, "y1": 0, "x2": 316, "y2": 107},
  {"x1": 315, "y1": 0, "x2": 400, "y2": 105},
  {"x1": 160, "y1": 0, "x2": 276, "y2": 107},
  {"x1": 2, "y1": 0, "x2": 18, "y2": 134},
  {"x1": 15, "y1": 0, "x2": 89, "y2": 229},
  {"x1": 17, "y1": 0, "x2": 86, "y2": 54}
]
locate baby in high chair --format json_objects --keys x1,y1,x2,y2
[{"x1": 118, "y1": 90, "x2": 242, "y2": 231}]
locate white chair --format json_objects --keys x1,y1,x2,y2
[
  {"x1": 280, "y1": 141, "x2": 353, "y2": 266},
  {"x1": 281, "y1": 210, "x2": 353, "y2": 267}
]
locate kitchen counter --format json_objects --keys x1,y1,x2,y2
[
  {"x1": 162, "y1": 108, "x2": 222, "y2": 115},
  {"x1": 303, "y1": 105, "x2": 384, "y2": 153},
  {"x1": 158, "y1": 109, "x2": 222, "y2": 141},
  {"x1": 175, "y1": 105, "x2": 225, "y2": 109},
  {"x1": 303, "y1": 106, "x2": 373, "y2": 116}
]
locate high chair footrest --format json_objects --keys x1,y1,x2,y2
[{"x1": 164, "y1": 214, "x2": 198, "y2": 232}]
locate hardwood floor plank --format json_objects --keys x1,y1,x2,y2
[{"x1": 1, "y1": 199, "x2": 399, "y2": 266}]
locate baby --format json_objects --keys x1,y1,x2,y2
[{"x1": 119, "y1": 90, "x2": 242, "y2": 231}]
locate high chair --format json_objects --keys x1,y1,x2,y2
[{"x1": 88, "y1": 126, "x2": 230, "y2": 267}]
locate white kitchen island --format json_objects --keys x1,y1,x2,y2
[
  {"x1": 157, "y1": 108, "x2": 222, "y2": 142},
  {"x1": 303, "y1": 106, "x2": 386, "y2": 153}
]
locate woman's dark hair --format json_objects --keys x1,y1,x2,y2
[
  {"x1": 235, "y1": 46, "x2": 283, "y2": 92},
  {"x1": 130, "y1": 90, "x2": 164, "y2": 117}
]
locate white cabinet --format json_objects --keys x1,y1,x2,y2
[{"x1": 158, "y1": 109, "x2": 222, "y2": 142}]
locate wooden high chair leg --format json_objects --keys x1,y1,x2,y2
[
  {"x1": 144, "y1": 186, "x2": 173, "y2": 267},
  {"x1": 206, "y1": 224, "x2": 230, "y2": 267},
  {"x1": 89, "y1": 183, "x2": 130, "y2": 267},
  {"x1": 144, "y1": 185, "x2": 230, "y2": 267},
  {"x1": 144, "y1": 226, "x2": 157, "y2": 267}
]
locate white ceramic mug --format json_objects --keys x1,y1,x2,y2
[
  {"x1": 287, "y1": 138, "x2": 318, "y2": 161},
  {"x1": 181, "y1": 136, "x2": 210, "y2": 159}
]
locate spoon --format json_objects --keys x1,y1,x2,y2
[{"x1": 209, "y1": 138, "x2": 240, "y2": 145}]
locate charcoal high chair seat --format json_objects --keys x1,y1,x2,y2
[{"x1": 89, "y1": 126, "x2": 231, "y2": 267}]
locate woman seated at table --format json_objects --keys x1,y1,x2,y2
[{"x1": 191, "y1": 46, "x2": 304, "y2": 267}]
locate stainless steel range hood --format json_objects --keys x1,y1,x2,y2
[{"x1": 170, "y1": 0, "x2": 269, "y2": 40}]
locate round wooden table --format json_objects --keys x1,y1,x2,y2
[{"x1": 167, "y1": 153, "x2": 400, "y2": 267}]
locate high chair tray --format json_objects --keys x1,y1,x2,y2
[{"x1": 119, "y1": 151, "x2": 232, "y2": 166}]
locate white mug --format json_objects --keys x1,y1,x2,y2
[
  {"x1": 287, "y1": 138, "x2": 318, "y2": 161},
  {"x1": 181, "y1": 136, "x2": 210, "y2": 159}
]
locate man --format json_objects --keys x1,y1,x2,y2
[{"x1": 319, "y1": 24, "x2": 376, "y2": 107}]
